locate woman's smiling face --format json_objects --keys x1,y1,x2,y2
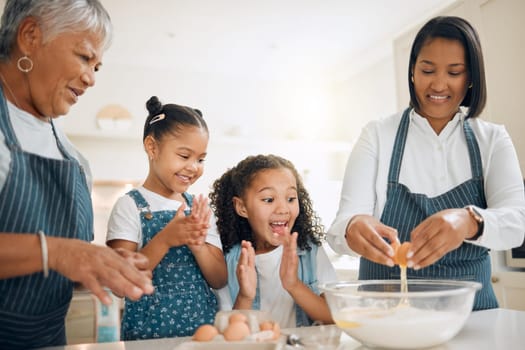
[
  {"x1": 412, "y1": 37, "x2": 470, "y2": 133},
  {"x1": 233, "y1": 168, "x2": 300, "y2": 253},
  {"x1": 28, "y1": 28, "x2": 104, "y2": 118}
]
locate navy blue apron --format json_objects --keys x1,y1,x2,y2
[
  {"x1": 0, "y1": 87, "x2": 94, "y2": 348},
  {"x1": 121, "y1": 190, "x2": 218, "y2": 340},
  {"x1": 359, "y1": 108, "x2": 497, "y2": 310}
]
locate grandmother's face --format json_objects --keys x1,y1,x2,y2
[{"x1": 29, "y1": 30, "x2": 104, "y2": 118}]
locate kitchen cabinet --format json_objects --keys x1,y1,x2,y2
[
  {"x1": 491, "y1": 271, "x2": 525, "y2": 311},
  {"x1": 65, "y1": 288, "x2": 122, "y2": 344},
  {"x1": 65, "y1": 292, "x2": 96, "y2": 344}
]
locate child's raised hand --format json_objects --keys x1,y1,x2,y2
[
  {"x1": 236, "y1": 240, "x2": 256, "y2": 303},
  {"x1": 160, "y1": 194, "x2": 210, "y2": 248},
  {"x1": 279, "y1": 232, "x2": 300, "y2": 292}
]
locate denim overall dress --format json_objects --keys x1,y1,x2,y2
[
  {"x1": 358, "y1": 108, "x2": 497, "y2": 310},
  {"x1": 121, "y1": 190, "x2": 218, "y2": 340},
  {"x1": 226, "y1": 242, "x2": 319, "y2": 326},
  {"x1": 0, "y1": 88, "x2": 93, "y2": 349}
]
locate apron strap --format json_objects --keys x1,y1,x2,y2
[
  {"x1": 387, "y1": 108, "x2": 411, "y2": 183},
  {"x1": 0, "y1": 85, "x2": 21, "y2": 149},
  {"x1": 463, "y1": 118, "x2": 484, "y2": 179}
]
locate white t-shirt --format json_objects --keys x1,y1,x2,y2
[
  {"x1": 215, "y1": 243, "x2": 337, "y2": 328},
  {"x1": 0, "y1": 100, "x2": 92, "y2": 192},
  {"x1": 106, "y1": 186, "x2": 222, "y2": 250},
  {"x1": 327, "y1": 108, "x2": 525, "y2": 255}
]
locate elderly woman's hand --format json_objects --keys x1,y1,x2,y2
[
  {"x1": 345, "y1": 214, "x2": 398, "y2": 267},
  {"x1": 48, "y1": 238, "x2": 154, "y2": 305},
  {"x1": 113, "y1": 247, "x2": 153, "y2": 279}
]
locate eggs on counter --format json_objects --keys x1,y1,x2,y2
[
  {"x1": 192, "y1": 311, "x2": 280, "y2": 342},
  {"x1": 192, "y1": 324, "x2": 219, "y2": 342}
]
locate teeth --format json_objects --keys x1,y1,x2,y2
[
  {"x1": 430, "y1": 95, "x2": 447, "y2": 100},
  {"x1": 271, "y1": 222, "x2": 286, "y2": 226}
]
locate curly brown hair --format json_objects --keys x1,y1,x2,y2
[{"x1": 209, "y1": 154, "x2": 325, "y2": 254}]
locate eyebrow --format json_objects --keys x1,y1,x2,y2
[
  {"x1": 419, "y1": 59, "x2": 465, "y2": 67},
  {"x1": 177, "y1": 146, "x2": 207, "y2": 156},
  {"x1": 257, "y1": 186, "x2": 298, "y2": 194}
]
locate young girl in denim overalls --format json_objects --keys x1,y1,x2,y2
[
  {"x1": 209, "y1": 154, "x2": 337, "y2": 328},
  {"x1": 106, "y1": 96, "x2": 227, "y2": 340}
]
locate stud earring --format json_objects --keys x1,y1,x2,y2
[
  {"x1": 468, "y1": 83, "x2": 473, "y2": 89},
  {"x1": 411, "y1": 75, "x2": 414, "y2": 83}
]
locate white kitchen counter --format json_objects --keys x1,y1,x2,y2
[{"x1": 41, "y1": 308, "x2": 525, "y2": 350}]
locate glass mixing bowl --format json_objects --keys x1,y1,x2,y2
[{"x1": 320, "y1": 280, "x2": 481, "y2": 349}]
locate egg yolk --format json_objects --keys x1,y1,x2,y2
[{"x1": 392, "y1": 241, "x2": 411, "y2": 267}]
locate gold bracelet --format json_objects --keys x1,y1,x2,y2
[{"x1": 37, "y1": 230, "x2": 49, "y2": 278}]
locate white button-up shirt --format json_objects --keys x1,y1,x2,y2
[{"x1": 327, "y1": 108, "x2": 525, "y2": 256}]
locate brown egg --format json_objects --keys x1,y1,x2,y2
[
  {"x1": 259, "y1": 320, "x2": 280, "y2": 340},
  {"x1": 223, "y1": 321, "x2": 251, "y2": 341},
  {"x1": 270, "y1": 321, "x2": 280, "y2": 340},
  {"x1": 228, "y1": 312, "x2": 248, "y2": 324},
  {"x1": 259, "y1": 321, "x2": 274, "y2": 331},
  {"x1": 394, "y1": 242, "x2": 412, "y2": 267},
  {"x1": 192, "y1": 324, "x2": 219, "y2": 342}
]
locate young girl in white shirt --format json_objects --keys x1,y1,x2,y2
[
  {"x1": 209, "y1": 154, "x2": 337, "y2": 328},
  {"x1": 106, "y1": 96, "x2": 227, "y2": 339}
]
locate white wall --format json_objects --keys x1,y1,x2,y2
[{"x1": 67, "y1": 65, "x2": 354, "y2": 243}]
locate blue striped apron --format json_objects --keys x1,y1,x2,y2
[
  {"x1": 0, "y1": 87, "x2": 93, "y2": 349},
  {"x1": 358, "y1": 108, "x2": 497, "y2": 310},
  {"x1": 121, "y1": 190, "x2": 218, "y2": 340}
]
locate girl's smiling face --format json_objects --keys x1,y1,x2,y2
[
  {"x1": 233, "y1": 168, "x2": 300, "y2": 254},
  {"x1": 145, "y1": 125, "x2": 208, "y2": 199},
  {"x1": 412, "y1": 37, "x2": 470, "y2": 133}
]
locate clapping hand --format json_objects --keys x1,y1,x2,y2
[
  {"x1": 234, "y1": 240, "x2": 256, "y2": 308},
  {"x1": 161, "y1": 194, "x2": 211, "y2": 248},
  {"x1": 280, "y1": 232, "x2": 300, "y2": 292}
]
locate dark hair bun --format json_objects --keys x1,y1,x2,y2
[{"x1": 146, "y1": 96, "x2": 163, "y2": 116}]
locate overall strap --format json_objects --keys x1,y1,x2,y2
[
  {"x1": 126, "y1": 189, "x2": 154, "y2": 221},
  {"x1": 127, "y1": 189, "x2": 149, "y2": 208},
  {"x1": 182, "y1": 192, "x2": 193, "y2": 207},
  {"x1": 181, "y1": 192, "x2": 193, "y2": 216},
  {"x1": 387, "y1": 108, "x2": 411, "y2": 183}
]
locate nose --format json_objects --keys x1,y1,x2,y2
[
  {"x1": 275, "y1": 198, "x2": 290, "y2": 214},
  {"x1": 186, "y1": 159, "x2": 200, "y2": 171},
  {"x1": 430, "y1": 72, "x2": 447, "y2": 91},
  {"x1": 81, "y1": 68, "x2": 96, "y2": 87}
]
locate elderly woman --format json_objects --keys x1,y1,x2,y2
[{"x1": 0, "y1": 1, "x2": 153, "y2": 348}]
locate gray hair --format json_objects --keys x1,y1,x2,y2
[{"x1": 0, "y1": 0, "x2": 112, "y2": 61}]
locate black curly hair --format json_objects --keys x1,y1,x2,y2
[{"x1": 209, "y1": 154, "x2": 325, "y2": 254}]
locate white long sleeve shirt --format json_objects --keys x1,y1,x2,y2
[{"x1": 327, "y1": 108, "x2": 525, "y2": 256}]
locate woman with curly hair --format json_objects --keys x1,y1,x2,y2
[{"x1": 209, "y1": 154, "x2": 336, "y2": 328}]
